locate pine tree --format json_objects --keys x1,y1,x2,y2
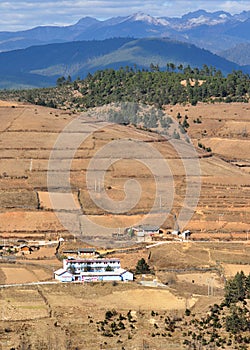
[
  {"x1": 225, "y1": 271, "x2": 246, "y2": 305},
  {"x1": 136, "y1": 258, "x2": 150, "y2": 274}
]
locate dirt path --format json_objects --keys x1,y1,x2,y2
[{"x1": 0, "y1": 106, "x2": 27, "y2": 134}]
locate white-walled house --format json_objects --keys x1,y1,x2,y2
[{"x1": 54, "y1": 258, "x2": 133, "y2": 283}]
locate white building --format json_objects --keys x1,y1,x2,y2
[
  {"x1": 54, "y1": 268, "x2": 74, "y2": 282},
  {"x1": 79, "y1": 269, "x2": 133, "y2": 282},
  {"x1": 54, "y1": 258, "x2": 133, "y2": 283},
  {"x1": 63, "y1": 258, "x2": 121, "y2": 273}
]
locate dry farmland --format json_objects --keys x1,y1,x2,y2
[
  {"x1": 0, "y1": 282, "x2": 222, "y2": 350},
  {"x1": 0, "y1": 100, "x2": 250, "y2": 348},
  {"x1": 0, "y1": 100, "x2": 249, "y2": 244}
]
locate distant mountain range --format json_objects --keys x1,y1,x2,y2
[
  {"x1": 0, "y1": 37, "x2": 247, "y2": 90},
  {"x1": 0, "y1": 9, "x2": 250, "y2": 89},
  {"x1": 219, "y1": 43, "x2": 250, "y2": 66},
  {"x1": 0, "y1": 10, "x2": 249, "y2": 56}
]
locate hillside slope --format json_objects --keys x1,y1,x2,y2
[
  {"x1": 219, "y1": 42, "x2": 250, "y2": 66},
  {"x1": 0, "y1": 100, "x2": 249, "y2": 244},
  {"x1": 0, "y1": 37, "x2": 244, "y2": 89}
]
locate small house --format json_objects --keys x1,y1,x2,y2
[
  {"x1": 180, "y1": 230, "x2": 191, "y2": 240},
  {"x1": 19, "y1": 244, "x2": 33, "y2": 254},
  {"x1": 133, "y1": 225, "x2": 160, "y2": 242},
  {"x1": 133, "y1": 225, "x2": 160, "y2": 235}
]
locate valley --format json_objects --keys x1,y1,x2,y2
[
  {"x1": 0, "y1": 94, "x2": 249, "y2": 348},
  {"x1": 0, "y1": 2, "x2": 250, "y2": 349},
  {"x1": 0, "y1": 100, "x2": 249, "y2": 242}
]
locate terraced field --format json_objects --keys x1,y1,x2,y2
[
  {"x1": 165, "y1": 102, "x2": 250, "y2": 237},
  {"x1": 0, "y1": 100, "x2": 249, "y2": 245}
]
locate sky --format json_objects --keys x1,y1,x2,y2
[{"x1": 0, "y1": 0, "x2": 250, "y2": 31}]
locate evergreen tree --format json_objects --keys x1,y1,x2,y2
[
  {"x1": 245, "y1": 274, "x2": 250, "y2": 299},
  {"x1": 226, "y1": 305, "x2": 248, "y2": 333},
  {"x1": 135, "y1": 258, "x2": 150, "y2": 274},
  {"x1": 225, "y1": 271, "x2": 246, "y2": 305}
]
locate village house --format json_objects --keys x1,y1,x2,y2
[
  {"x1": 171, "y1": 229, "x2": 191, "y2": 240},
  {"x1": 18, "y1": 244, "x2": 33, "y2": 254},
  {"x1": 132, "y1": 225, "x2": 160, "y2": 242}
]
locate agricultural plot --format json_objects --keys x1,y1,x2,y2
[
  {"x1": 0, "y1": 190, "x2": 38, "y2": 210},
  {"x1": 0, "y1": 264, "x2": 52, "y2": 285},
  {"x1": 0, "y1": 288, "x2": 48, "y2": 321}
]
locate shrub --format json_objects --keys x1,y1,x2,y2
[
  {"x1": 185, "y1": 309, "x2": 191, "y2": 316},
  {"x1": 105, "y1": 310, "x2": 113, "y2": 320}
]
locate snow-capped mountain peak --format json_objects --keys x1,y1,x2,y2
[
  {"x1": 176, "y1": 10, "x2": 231, "y2": 26},
  {"x1": 219, "y1": 13, "x2": 229, "y2": 19},
  {"x1": 127, "y1": 12, "x2": 169, "y2": 26},
  {"x1": 187, "y1": 14, "x2": 229, "y2": 26}
]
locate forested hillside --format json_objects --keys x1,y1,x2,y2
[
  {"x1": 0, "y1": 37, "x2": 245, "y2": 89},
  {"x1": 219, "y1": 43, "x2": 250, "y2": 66},
  {"x1": 1, "y1": 65, "x2": 249, "y2": 112}
]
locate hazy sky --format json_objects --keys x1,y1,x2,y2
[{"x1": 1, "y1": 0, "x2": 250, "y2": 31}]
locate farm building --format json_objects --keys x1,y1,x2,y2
[
  {"x1": 133, "y1": 225, "x2": 160, "y2": 235},
  {"x1": 132, "y1": 225, "x2": 160, "y2": 241}
]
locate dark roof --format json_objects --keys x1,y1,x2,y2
[
  {"x1": 78, "y1": 248, "x2": 96, "y2": 253},
  {"x1": 65, "y1": 258, "x2": 120, "y2": 263},
  {"x1": 133, "y1": 225, "x2": 160, "y2": 232},
  {"x1": 63, "y1": 248, "x2": 97, "y2": 254},
  {"x1": 63, "y1": 250, "x2": 78, "y2": 254}
]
